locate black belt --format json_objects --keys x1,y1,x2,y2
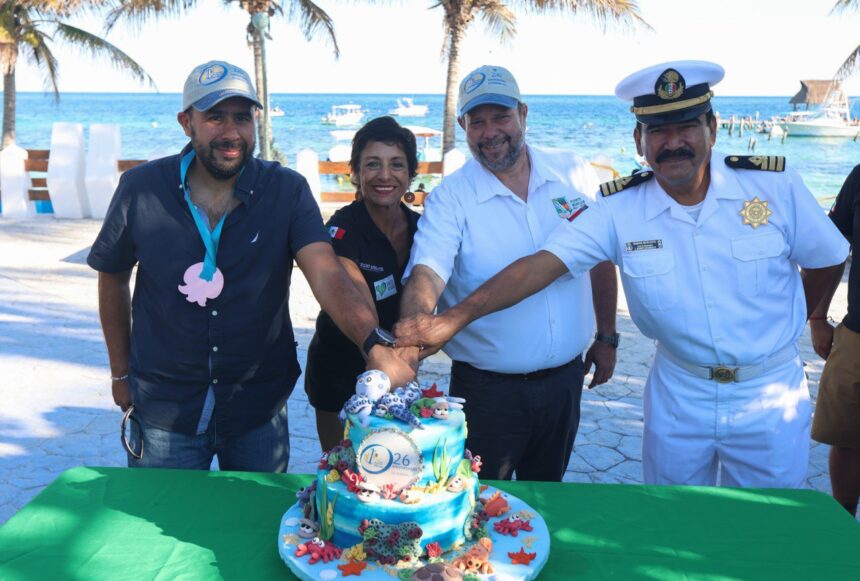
[{"x1": 454, "y1": 355, "x2": 580, "y2": 382}]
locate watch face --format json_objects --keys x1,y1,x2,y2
[{"x1": 376, "y1": 327, "x2": 396, "y2": 345}]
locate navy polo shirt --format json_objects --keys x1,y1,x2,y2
[
  {"x1": 88, "y1": 144, "x2": 329, "y2": 436},
  {"x1": 304, "y1": 200, "x2": 420, "y2": 412},
  {"x1": 829, "y1": 164, "x2": 860, "y2": 333}
]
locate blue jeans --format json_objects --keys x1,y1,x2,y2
[{"x1": 127, "y1": 405, "x2": 290, "y2": 472}]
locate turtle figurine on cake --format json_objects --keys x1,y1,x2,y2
[{"x1": 278, "y1": 371, "x2": 551, "y2": 580}]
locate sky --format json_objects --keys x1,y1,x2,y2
[{"x1": 15, "y1": 0, "x2": 860, "y2": 97}]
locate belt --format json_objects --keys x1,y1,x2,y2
[
  {"x1": 658, "y1": 344, "x2": 799, "y2": 383},
  {"x1": 454, "y1": 356, "x2": 580, "y2": 382}
]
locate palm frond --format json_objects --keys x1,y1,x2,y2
[
  {"x1": 831, "y1": 0, "x2": 860, "y2": 15},
  {"x1": 19, "y1": 27, "x2": 60, "y2": 100},
  {"x1": 835, "y1": 45, "x2": 860, "y2": 80},
  {"x1": 103, "y1": 0, "x2": 197, "y2": 33},
  {"x1": 53, "y1": 21, "x2": 156, "y2": 88},
  {"x1": 477, "y1": 1, "x2": 516, "y2": 42},
  {"x1": 506, "y1": 0, "x2": 651, "y2": 31},
  {"x1": 285, "y1": 0, "x2": 339, "y2": 58}
]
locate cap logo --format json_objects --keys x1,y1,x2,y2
[
  {"x1": 199, "y1": 64, "x2": 227, "y2": 86},
  {"x1": 655, "y1": 69, "x2": 684, "y2": 101},
  {"x1": 463, "y1": 73, "x2": 486, "y2": 94}
]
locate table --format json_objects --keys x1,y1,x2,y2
[{"x1": 0, "y1": 467, "x2": 858, "y2": 579}]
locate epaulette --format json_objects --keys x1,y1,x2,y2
[
  {"x1": 724, "y1": 155, "x2": 785, "y2": 172},
  {"x1": 599, "y1": 170, "x2": 653, "y2": 197}
]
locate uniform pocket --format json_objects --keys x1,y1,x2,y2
[
  {"x1": 621, "y1": 250, "x2": 678, "y2": 310},
  {"x1": 730, "y1": 231, "x2": 785, "y2": 296}
]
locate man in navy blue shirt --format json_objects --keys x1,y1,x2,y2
[{"x1": 88, "y1": 61, "x2": 412, "y2": 471}]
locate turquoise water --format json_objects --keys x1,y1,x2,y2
[{"x1": 13, "y1": 92, "x2": 860, "y2": 207}]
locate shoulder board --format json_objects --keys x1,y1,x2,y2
[
  {"x1": 599, "y1": 171, "x2": 653, "y2": 197},
  {"x1": 724, "y1": 155, "x2": 785, "y2": 172}
]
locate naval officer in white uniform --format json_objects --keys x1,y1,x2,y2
[{"x1": 394, "y1": 60, "x2": 849, "y2": 488}]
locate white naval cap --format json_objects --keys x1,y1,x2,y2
[
  {"x1": 458, "y1": 65, "x2": 522, "y2": 117},
  {"x1": 615, "y1": 60, "x2": 725, "y2": 125},
  {"x1": 182, "y1": 60, "x2": 262, "y2": 112}
]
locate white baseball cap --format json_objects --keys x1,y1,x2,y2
[
  {"x1": 458, "y1": 65, "x2": 522, "y2": 117},
  {"x1": 182, "y1": 60, "x2": 262, "y2": 112}
]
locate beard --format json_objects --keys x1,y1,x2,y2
[
  {"x1": 469, "y1": 130, "x2": 526, "y2": 172},
  {"x1": 190, "y1": 130, "x2": 254, "y2": 180}
]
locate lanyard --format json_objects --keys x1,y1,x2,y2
[{"x1": 180, "y1": 151, "x2": 226, "y2": 282}]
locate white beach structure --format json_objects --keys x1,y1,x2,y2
[
  {"x1": 0, "y1": 144, "x2": 33, "y2": 217},
  {"x1": 47, "y1": 122, "x2": 90, "y2": 219},
  {"x1": 85, "y1": 124, "x2": 122, "y2": 219}
]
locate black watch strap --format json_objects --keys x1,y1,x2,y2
[
  {"x1": 363, "y1": 327, "x2": 396, "y2": 356},
  {"x1": 595, "y1": 332, "x2": 620, "y2": 348}
]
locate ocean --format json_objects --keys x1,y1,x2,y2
[{"x1": 13, "y1": 92, "x2": 860, "y2": 207}]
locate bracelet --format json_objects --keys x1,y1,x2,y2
[{"x1": 111, "y1": 374, "x2": 129, "y2": 382}]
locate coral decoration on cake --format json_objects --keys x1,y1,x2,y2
[
  {"x1": 493, "y1": 514, "x2": 534, "y2": 537},
  {"x1": 294, "y1": 537, "x2": 342, "y2": 564},
  {"x1": 423, "y1": 541, "x2": 443, "y2": 559},
  {"x1": 359, "y1": 518, "x2": 424, "y2": 565},
  {"x1": 451, "y1": 537, "x2": 494, "y2": 575},
  {"x1": 508, "y1": 547, "x2": 538, "y2": 566}
]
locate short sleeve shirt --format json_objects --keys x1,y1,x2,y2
[
  {"x1": 543, "y1": 152, "x2": 849, "y2": 365},
  {"x1": 306, "y1": 201, "x2": 420, "y2": 393},
  {"x1": 87, "y1": 144, "x2": 329, "y2": 436},
  {"x1": 828, "y1": 164, "x2": 860, "y2": 332}
]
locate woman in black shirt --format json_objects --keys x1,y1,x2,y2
[{"x1": 305, "y1": 116, "x2": 421, "y2": 452}]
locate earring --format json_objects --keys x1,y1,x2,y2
[
  {"x1": 355, "y1": 188, "x2": 363, "y2": 201},
  {"x1": 403, "y1": 191, "x2": 415, "y2": 203}
]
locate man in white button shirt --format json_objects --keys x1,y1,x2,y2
[
  {"x1": 398, "y1": 65, "x2": 619, "y2": 482},
  {"x1": 396, "y1": 60, "x2": 849, "y2": 488}
]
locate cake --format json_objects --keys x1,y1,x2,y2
[{"x1": 279, "y1": 371, "x2": 550, "y2": 580}]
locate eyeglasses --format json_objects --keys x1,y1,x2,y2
[{"x1": 121, "y1": 406, "x2": 144, "y2": 460}]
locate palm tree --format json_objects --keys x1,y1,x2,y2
[
  {"x1": 831, "y1": 1, "x2": 860, "y2": 79},
  {"x1": 105, "y1": 0, "x2": 338, "y2": 161},
  {"x1": 433, "y1": 1, "x2": 649, "y2": 153},
  {"x1": 0, "y1": 1, "x2": 154, "y2": 149}
]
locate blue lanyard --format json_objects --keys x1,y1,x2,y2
[{"x1": 180, "y1": 150, "x2": 227, "y2": 282}]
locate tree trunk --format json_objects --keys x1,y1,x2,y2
[
  {"x1": 2, "y1": 47, "x2": 16, "y2": 150},
  {"x1": 250, "y1": 26, "x2": 272, "y2": 160},
  {"x1": 442, "y1": 25, "x2": 465, "y2": 154}
]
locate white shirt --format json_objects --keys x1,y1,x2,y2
[
  {"x1": 405, "y1": 145, "x2": 600, "y2": 373},
  {"x1": 543, "y1": 152, "x2": 849, "y2": 366}
]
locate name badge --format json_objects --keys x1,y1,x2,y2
[
  {"x1": 374, "y1": 274, "x2": 397, "y2": 301},
  {"x1": 625, "y1": 240, "x2": 663, "y2": 252}
]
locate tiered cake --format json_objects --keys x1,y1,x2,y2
[{"x1": 279, "y1": 371, "x2": 550, "y2": 580}]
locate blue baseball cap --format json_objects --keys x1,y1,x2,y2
[
  {"x1": 458, "y1": 65, "x2": 522, "y2": 117},
  {"x1": 182, "y1": 60, "x2": 262, "y2": 112}
]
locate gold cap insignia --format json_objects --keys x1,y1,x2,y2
[
  {"x1": 655, "y1": 69, "x2": 685, "y2": 101},
  {"x1": 739, "y1": 197, "x2": 773, "y2": 229}
]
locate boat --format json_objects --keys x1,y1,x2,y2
[
  {"x1": 780, "y1": 89, "x2": 860, "y2": 138},
  {"x1": 403, "y1": 125, "x2": 442, "y2": 162},
  {"x1": 321, "y1": 104, "x2": 365, "y2": 126},
  {"x1": 327, "y1": 130, "x2": 355, "y2": 162},
  {"x1": 388, "y1": 98, "x2": 429, "y2": 117},
  {"x1": 269, "y1": 106, "x2": 285, "y2": 117}
]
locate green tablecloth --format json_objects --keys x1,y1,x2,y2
[{"x1": 0, "y1": 466, "x2": 858, "y2": 580}]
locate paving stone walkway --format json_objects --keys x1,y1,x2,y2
[{"x1": 0, "y1": 216, "x2": 843, "y2": 525}]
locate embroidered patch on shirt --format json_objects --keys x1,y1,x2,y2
[
  {"x1": 552, "y1": 196, "x2": 588, "y2": 221},
  {"x1": 359, "y1": 262, "x2": 384, "y2": 273},
  {"x1": 373, "y1": 274, "x2": 397, "y2": 301},
  {"x1": 329, "y1": 226, "x2": 346, "y2": 240},
  {"x1": 625, "y1": 240, "x2": 663, "y2": 252}
]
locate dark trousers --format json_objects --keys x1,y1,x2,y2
[{"x1": 450, "y1": 355, "x2": 584, "y2": 482}]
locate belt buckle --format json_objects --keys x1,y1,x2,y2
[{"x1": 710, "y1": 366, "x2": 737, "y2": 383}]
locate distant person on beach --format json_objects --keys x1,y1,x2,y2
[
  {"x1": 397, "y1": 64, "x2": 619, "y2": 482},
  {"x1": 87, "y1": 60, "x2": 413, "y2": 472},
  {"x1": 304, "y1": 117, "x2": 420, "y2": 452},
  {"x1": 810, "y1": 164, "x2": 860, "y2": 515},
  {"x1": 395, "y1": 60, "x2": 848, "y2": 488}
]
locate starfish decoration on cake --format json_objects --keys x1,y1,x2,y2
[
  {"x1": 421, "y1": 383, "x2": 445, "y2": 398},
  {"x1": 508, "y1": 547, "x2": 537, "y2": 566},
  {"x1": 521, "y1": 535, "x2": 537, "y2": 548},
  {"x1": 337, "y1": 559, "x2": 367, "y2": 576}
]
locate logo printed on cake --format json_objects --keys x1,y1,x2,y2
[{"x1": 357, "y1": 428, "x2": 423, "y2": 491}]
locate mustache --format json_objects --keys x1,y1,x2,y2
[
  {"x1": 656, "y1": 147, "x2": 695, "y2": 163},
  {"x1": 211, "y1": 139, "x2": 245, "y2": 150},
  {"x1": 479, "y1": 136, "x2": 509, "y2": 149}
]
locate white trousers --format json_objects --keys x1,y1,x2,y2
[{"x1": 643, "y1": 349, "x2": 811, "y2": 487}]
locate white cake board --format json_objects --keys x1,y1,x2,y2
[{"x1": 278, "y1": 485, "x2": 550, "y2": 580}]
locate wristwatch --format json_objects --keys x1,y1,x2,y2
[
  {"x1": 595, "y1": 332, "x2": 620, "y2": 348},
  {"x1": 363, "y1": 327, "x2": 396, "y2": 356}
]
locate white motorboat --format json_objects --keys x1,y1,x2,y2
[
  {"x1": 781, "y1": 90, "x2": 860, "y2": 138},
  {"x1": 388, "y1": 97, "x2": 429, "y2": 117},
  {"x1": 321, "y1": 104, "x2": 365, "y2": 126},
  {"x1": 269, "y1": 106, "x2": 285, "y2": 117},
  {"x1": 327, "y1": 130, "x2": 355, "y2": 162},
  {"x1": 404, "y1": 125, "x2": 442, "y2": 162}
]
